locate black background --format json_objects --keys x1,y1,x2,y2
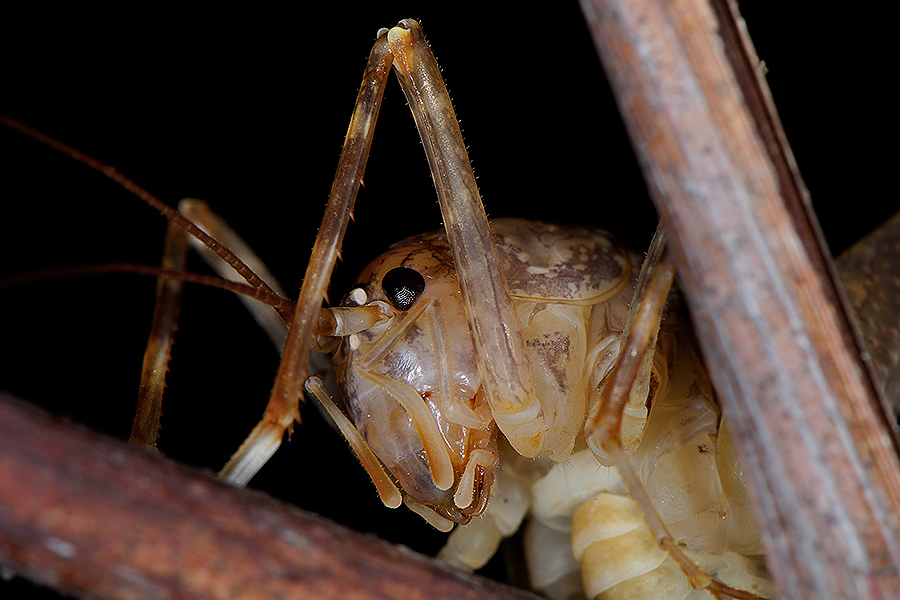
[{"x1": 0, "y1": 2, "x2": 891, "y2": 597}]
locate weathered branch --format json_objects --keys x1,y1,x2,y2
[
  {"x1": 579, "y1": 0, "x2": 900, "y2": 598},
  {"x1": 0, "y1": 392, "x2": 540, "y2": 600}
]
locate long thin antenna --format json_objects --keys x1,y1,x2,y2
[
  {"x1": 0, "y1": 263, "x2": 295, "y2": 314},
  {"x1": 0, "y1": 115, "x2": 293, "y2": 323}
]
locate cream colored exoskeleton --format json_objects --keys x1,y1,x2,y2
[
  {"x1": 328, "y1": 218, "x2": 774, "y2": 600},
  {"x1": 331, "y1": 218, "x2": 639, "y2": 525},
  {"x1": 113, "y1": 20, "x2": 773, "y2": 600}
]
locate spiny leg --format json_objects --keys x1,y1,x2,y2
[
  {"x1": 221, "y1": 18, "x2": 540, "y2": 485},
  {"x1": 387, "y1": 21, "x2": 546, "y2": 457},
  {"x1": 129, "y1": 218, "x2": 190, "y2": 449},
  {"x1": 129, "y1": 199, "x2": 292, "y2": 449},
  {"x1": 218, "y1": 29, "x2": 395, "y2": 485},
  {"x1": 585, "y1": 226, "x2": 766, "y2": 600}
]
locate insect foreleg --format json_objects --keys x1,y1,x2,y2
[
  {"x1": 584, "y1": 227, "x2": 766, "y2": 600},
  {"x1": 129, "y1": 199, "x2": 292, "y2": 449},
  {"x1": 387, "y1": 21, "x2": 554, "y2": 458},
  {"x1": 128, "y1": 215, "x2": 191, "y2": 448},
  {"x1": 585, "y1": 225, "x2": 676, "y2": 536},
  {"x1": 218, "y1": 30, "x2": 394, "y2": 486}
]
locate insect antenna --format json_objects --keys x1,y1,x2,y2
[
  {"x1": 0, "y1": 262, "x2": 296, "y2": 316},
  {"x1": 0, "y1": 115, "x2": 292, "y2": 324}
]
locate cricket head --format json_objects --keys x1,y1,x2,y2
[{"x1": 325, "y1": 230, "x2": 499, "y2": 528}]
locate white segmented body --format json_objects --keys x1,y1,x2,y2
[{"x1": 442, "y1": 330, "x2": 772, "y2": 599}]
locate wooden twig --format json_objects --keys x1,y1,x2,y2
[
  {"x1": 0, "y1": 392, "x2": 541, "y2": 600},
  {"x1": 579, "y1": 0, "x2": 900, "y2": 598}
]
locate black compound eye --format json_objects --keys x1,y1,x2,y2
[{"x1": 382, "y1": 267, "x2": 426, "y2": 311}]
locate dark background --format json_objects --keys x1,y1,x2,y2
[{"x1": 0, "y1": 3, "x2": 891, "y2": 597}]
